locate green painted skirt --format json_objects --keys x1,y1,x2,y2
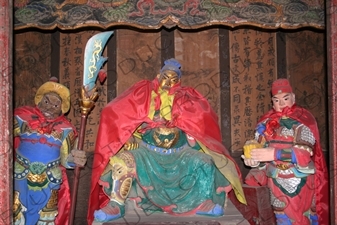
[{"x1": 127, "y1": 145, "x2": 230, "y2": 215}]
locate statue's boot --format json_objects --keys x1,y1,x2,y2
[
  {"x1": 94, "y1": 151, "x2": 135, "y2": 222},
  {"x1": 310, "y1": 204, "x2": 318, "y2": 225},
  {"x1": 37, "y1": 190, "x2": 59, "y2": 225},
  {"x1": 13, "y1": 191, "x2": 26, "y2": 225},
  {"x1": 94, "y1": 201, "x2": 125, "y2": 222},
  {"x1": 309, "y1": 213, "x2": 318, "y2": 225},
  {"x1": 196, "y1": 200, "x2": 224, "y2": 216},
  {"x1": 275, "y1": 213, "x2": 292, "y2": 225}
]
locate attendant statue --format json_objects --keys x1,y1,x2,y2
[
  {"x1": 88, "y1": 58, "x2": 246, "y2": 223},
  {"x1": 13, "y1": 78, "x2": 87, "y2": 225},
  {"x1": 242, "y1": 79, "x2": 329, "y2": 225}
]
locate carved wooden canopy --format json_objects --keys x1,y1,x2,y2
[{"x1": 14, "y1": 0, "x2": 325, "y2": 30}]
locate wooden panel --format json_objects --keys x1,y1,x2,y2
[
  {"x1": 285, "y1": 31, "x2": 327, "y2": 150},
  {"x1": 161, "y1": 29, "x2": 175, "y2": 63},
  {"x1": 14, "y1": 32, "x2": 52, "y2": 107},
  {"x1": 174, "y1": 29, "x2": 221, "y2": 117},
  {"x1": 116, "y1": 29, "x2": 162, "y2": 95},
  {"x1": 107, "y1": 31, "x2": 117, "y2": 102},
  {"x1": 51, "y1": 31, "x2": 60, "y2": 79},
  {"x1": 219, "y1": 28, "x2": 252, "y2": 178},
  {"x1": 0, "y1": 1, "x2": 13, "y2": 223},
  {"x1": 229, "y1": 29, "x2": 277, "y2": 152},
  {"x1": 326, "y1": 1, "x2": 337, "y2": 224},
  {"x1": 219, "y1": 29, "x2": 231, "y2": 148},
  {"x1": 276, "y1": 32, "x2": 287, "y2": 78}
]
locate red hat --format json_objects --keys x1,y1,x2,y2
[{"x1": 271, "y1": 79, "x2": 293, "y2": 95}]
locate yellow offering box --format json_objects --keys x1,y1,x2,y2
[{"x1": 243, "y1": 140, "x2": 263, "y2": 159}]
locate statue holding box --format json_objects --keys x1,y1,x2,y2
[{"x1": 242, "y1": 79, "x2": 329, "y2": 225}]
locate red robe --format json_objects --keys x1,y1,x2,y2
[
  {"x1": 87, "y1": 78, "x2": 243, "y2": 224},
  {"x1": 14, "y1": 106, "x2": 76, "y2": 225},
  {"x1": 256, "y1": 105, "x2": 329, "y2": 225}
]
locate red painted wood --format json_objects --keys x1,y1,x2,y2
[
  {"x1": 0, "y1": 0, "x2": 12, "y2": 224},
  {"x1": 327, "y1": 0, "x2": 337, "y2": 224}
]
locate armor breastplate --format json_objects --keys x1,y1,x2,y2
[
  {"x1": 152, "y1": 127, "x2": 180, "y2": 148},
  {"x1": 142, "y1": 126, "x2": 187, "y2": 149},
  {"x1": 17, "y1": 133, "x2": 62, "y2": 163},
  {"x1": 14, "y1": 132, "x2": 63, "y2": 188},
  {"x1": 263, "y1": 121, "x2": 314, "y2": 178},
  {"x1": 265, "y1": 126, "x2": 295, "y2": 150}
]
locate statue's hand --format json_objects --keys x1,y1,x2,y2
[
  {"x1": 123, "y1": 136, "x2": 139, "y2": 150},
  {"x1": 186, "y1": 134, "x2": 196, "y2": 147},
  {"x1": 241, "y1": 155, "x2": 260, "y2": 167},
  {"x1": 123, "y1": 142, "x2": 139, "y2": 150},
  {"x1": 69, "y1": 149, "x2": 87, "y2": 167}
]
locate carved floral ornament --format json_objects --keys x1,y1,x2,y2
[{"x1": 14, "y1": 0, "x2": 325, "y2": 30}]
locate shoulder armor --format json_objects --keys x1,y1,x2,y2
[
  {"x1": 294, "y1": 124, "x2": 315, "y2": 148},
  {"x1": 65, "y1": 130, "x2": 77, "y2": 149}
]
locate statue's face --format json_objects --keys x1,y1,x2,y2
[
  {"x1": 37, "y1": 92, "x2": 62, "y2": 119},
  {"x1": 157, "y1": 70, "x2": 180, "y2": 90},
  {"x1": 272, "y1": 92, "x2": 295, "y2": 112}
]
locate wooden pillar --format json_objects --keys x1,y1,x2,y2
[
  {"x1": 327, "y1": 0, "x2": 337, "y2": 224},
  {"x1": 0, "y1": 0, "x2": 13, "y2": 224}
]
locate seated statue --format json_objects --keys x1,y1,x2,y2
[{"x1": 87, "y1": 59, "x2": 246, "y2": 223}]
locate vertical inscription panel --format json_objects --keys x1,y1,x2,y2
[
  {"x1": 175, "y1": 29, "x2": 221, "y2": 116},
  {"x1": 286, "y1": 31, "x2": 327, "y2": 150},
  {"x1": 229, "y1": 29, "x2": 276, "y2": 151},
  {"x1": 59, "y1": 31, "x2": 108, "y2": 153},
  {"x1": 14, "y1": 32, "x2": 52, "y2": 107},
  {"x1": 116, "y1": 29, "x2": 162, "y2": 95}
]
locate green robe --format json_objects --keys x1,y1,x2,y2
[{"x1": 101, "y1": 128, "x2": 230, "y2": 215}]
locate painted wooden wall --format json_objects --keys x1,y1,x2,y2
[{"x1": 13, "y1": 27, "x2": 326, "y2": 223}]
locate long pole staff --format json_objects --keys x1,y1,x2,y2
[
  {"x1": 68, "y1": 105, "x2": 91, "y2": 224},
  {"x1": 68, "y1": 31, "x2": 114, "y2": 225},
  {"x1": 68, "y1": 87, "x2": 98, "y2": 224}
]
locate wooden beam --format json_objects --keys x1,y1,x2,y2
[
  {"x1": 161, "y1": 28, "x2": 175, "y2": 65},
  {"x1": 219, "y1": 28, "x2": 231, "y2": 149},
  {"x1": 276, "y1": 32, "x2": 286, "y2": 79},
  {"x1": 107, "y1": 30, "x2": 117, "y2": 102},
  {"x1": 327, "y1": 0, "x2": 337, "y2": 224},
  {"x1": 0, "y1": 0, "x2": 13, "y2": 223},
  {"x1": 51, "y1": 30, "x2": 60, "y2": 80}
]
